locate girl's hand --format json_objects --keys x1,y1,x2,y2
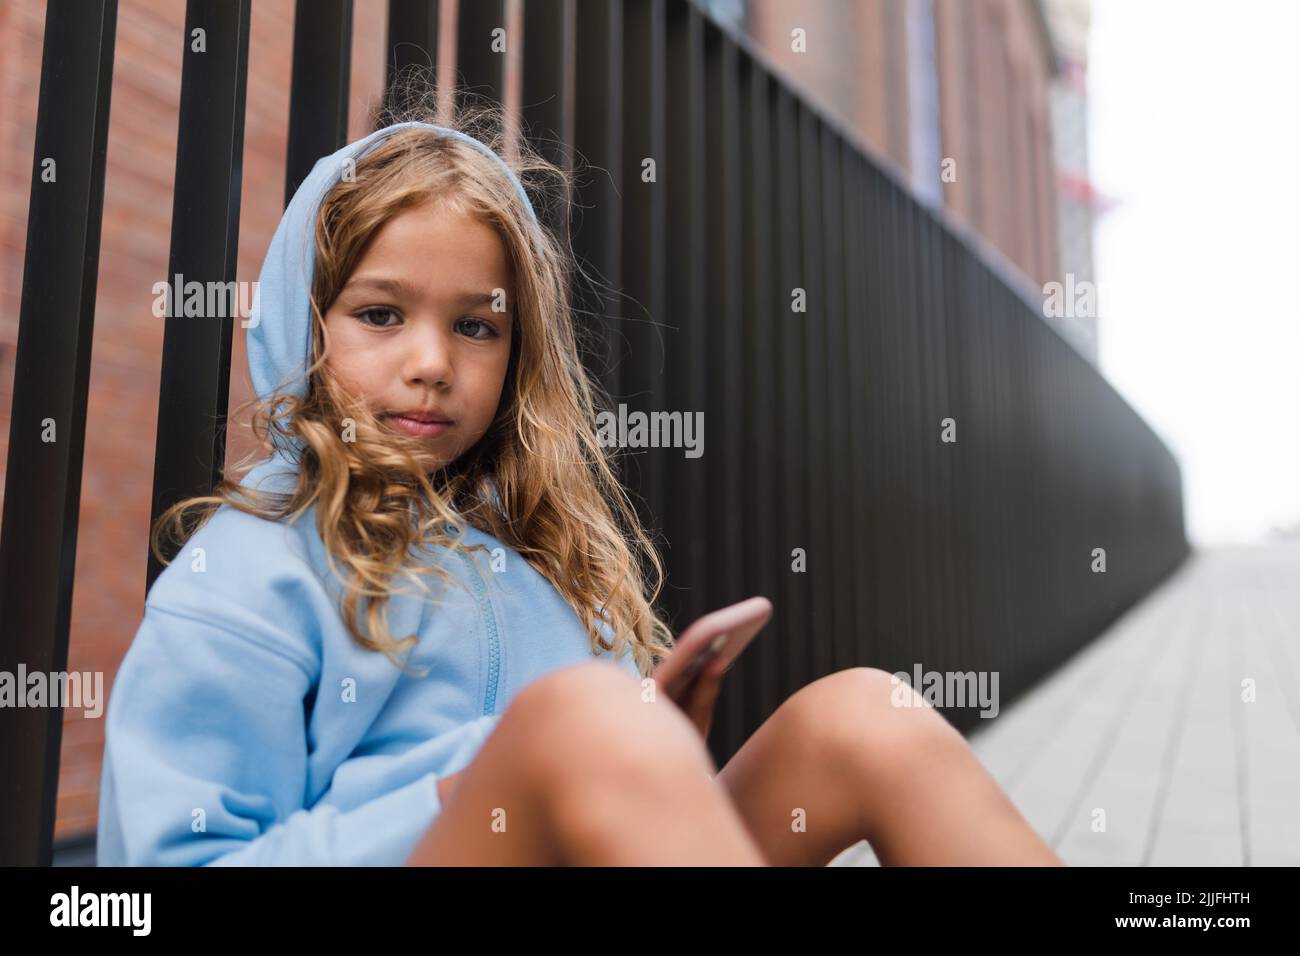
[{"x1": 669, "y1": 654, "x2": 730, "y2": 742}]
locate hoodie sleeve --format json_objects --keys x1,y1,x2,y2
[{"x1": 98, "y1": 602, "x2": 495, "y2": 867}]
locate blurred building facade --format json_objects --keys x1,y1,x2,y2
[
  {"x1": 702, "y1": 0, "x2": 1099, "y2": 362},
  {"x1": 1043, "y1": 0, "x2": 1103, "y2": 363}
]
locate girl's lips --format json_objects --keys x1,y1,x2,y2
[{"x1": 386, "y1": 414, "x2": 452, "y2": 438}]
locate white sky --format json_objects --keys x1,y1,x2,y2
[{"x1": 1089, "y1": 0, "x2": 1300, "y2": 547}]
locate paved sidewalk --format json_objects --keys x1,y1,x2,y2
[{"x1": 830, "y1": 542, "x2": 1300, "y2": 866}]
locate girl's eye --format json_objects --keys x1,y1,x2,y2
[
  {"x1": 456, "y1": 317, "x2": 498, "y2": 340},
  {"x1": 357, "y1": 307, "x2": 400, "y2": 328}
]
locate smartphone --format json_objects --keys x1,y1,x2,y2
[{"x1": 652, "y1": 596, "x2": 773, "y2": 702}]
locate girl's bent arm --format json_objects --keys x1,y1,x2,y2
[{"x1": 97, "y1": 603, "x2": 473, "y2": 867}]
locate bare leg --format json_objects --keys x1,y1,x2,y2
[
  {"x1": 715, "y1": 667, "x2": 1063, "y2": 866},
  {"x1": 406, "y1": 660, "x2": 767, "y2": 865}
]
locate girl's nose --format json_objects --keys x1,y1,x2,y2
[{"x1": 404, "y1": 321, "x2": 455, "y2": 388}]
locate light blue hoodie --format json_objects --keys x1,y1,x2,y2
[{"x1": 97, "y1": 122, "x2": 641, "y2": 866}]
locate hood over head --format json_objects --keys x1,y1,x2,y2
[{"x1": 245, "y1": 121, "x2": 540, "y2": 463}]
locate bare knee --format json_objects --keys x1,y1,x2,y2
[
  {"x1": 497, "y1": 661, "x2": 717, "y2": 819},
  {"x1": 777, "y1": 667, "x2": 965, "y2": 770}
]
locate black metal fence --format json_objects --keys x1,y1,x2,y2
[{"x1": 0, "y1": 0, "x2": 1187, "y2": 865}]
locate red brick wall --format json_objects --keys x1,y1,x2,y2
[
  {"x1": 748, "y1": 0, "x2": 1059, "y2": 287},
  {"x1": 934, "y1": 0, "x2": 1059, "y2": 285},
  {"x1": 747, "y1": 0, "x2": 911, "y2": 174}
]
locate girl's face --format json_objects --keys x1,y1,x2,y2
[{"x1": 323, "y1": 199, "x2": 514, "y2": 470}]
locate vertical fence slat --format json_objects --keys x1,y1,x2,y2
[
  {"x1": 619, "y1": 0, "x2": 667, "y2": 597},
  {"x1": 913, "y1": 193, "x2": 942, "y2": 673},
  {"x1": 900, "y1": 179, "x2": 929, "y2": 674},
  {"x1": 798, "y1": 111, "x2": 829, "y2": 684},
  {"x1": 457, "y1": 0, "x2": 508, "y2": 105},
  {"x1": 774, "y1": 91, "x2": 807, "y2": 697},
  {"x1": 702, "y1": 23, "x2": 744, "y2": 751},
  {"x1": 858, "y1": 156, "x2": 888, "y2": 673},
  {"x1": 820, "y1": 123, "x2": 850, "y2": 675},
  {"x1": 145, "y1": 0, "x2": 252, "y2": 591},
  {"x1": 521, "y1": 0, "x2": 575, "y2": 247},
  {"x1": 385, "y1": 0, "x2": 440, "y2": 119},
  {"x1": 940, "y1": 228, "x2": 973, "y2": 668},
  {"x1": 842, "y1": 144, "x2": 869, "y2": 676},
  {"x1": 880, "y1": 177, "x2": 908, "y2": 672},
  {"x1": 663, "y1": 0, "x2": 706, "y2": 633},
  {"x1": 929, "y1": 206, "x2": 960, "y2": 677},
  {"x1": 286, "y1": 0, "x2": 354, "y2": 205},
  {"x1": 742, "y1": 61, "x2": 779, "y2": 723},
  {"x1": 569, "y1": 0, "x2": 624, "y2": 401}
]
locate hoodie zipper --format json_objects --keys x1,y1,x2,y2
[{"x1": 454, "y1": 545, "x2": 501, "y2": 716}]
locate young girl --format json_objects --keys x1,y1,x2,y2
[{"x1": 97, "y1": 106, "x2": 1062, "y2": 867}]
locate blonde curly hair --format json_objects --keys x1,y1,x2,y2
[{"x1": 150, "y1": 94, "x2": 675, "y2": 680}]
